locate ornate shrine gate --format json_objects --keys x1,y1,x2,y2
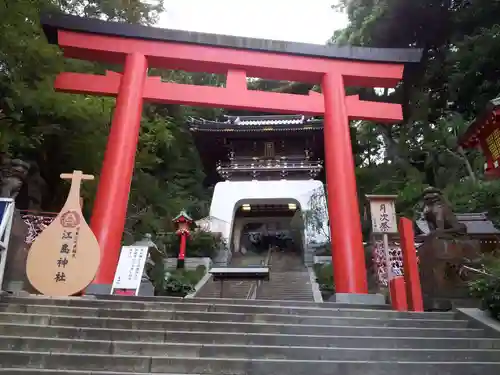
[{"x1": 42, "y1": 12, "x2": 422, "y2": 297}]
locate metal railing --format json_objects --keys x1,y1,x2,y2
[
  {"x1": 246, "y1": 247, "x2": 273, "y2": 300},
  {"x1": 217, "y1": 160, "x2": 323, "y2": 173}
]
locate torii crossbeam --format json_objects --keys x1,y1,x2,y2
[{"x1": 42, "y1": 12, "x2": 422, "y2": 297}]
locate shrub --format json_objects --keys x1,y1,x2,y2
[
  {"x1": 160, "y1": 230, "x2": 225, "y2": 259},
  {"x1": 313, "y1": 263, "x2": 335, "y2": 293},
  {"x1": 162, "y1": 274, "x2": 195, "y2": 297},
  {"x1": 468, "y1": 257, "x2": 500, "y2": 321},
  {"x1": 149, "y1": 261, "x2": 207, "y2": 297},
  {"x1": 313, "y1": 243, "x2": 331, "y2": 256}
]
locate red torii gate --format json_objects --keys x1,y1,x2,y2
[{"x1": 42, "y1": 12, "x2": 421, "y2": 298}]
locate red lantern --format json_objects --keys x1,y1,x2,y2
[{"x1": 172, "y1": 210, "x2": 193, "y2": 269}]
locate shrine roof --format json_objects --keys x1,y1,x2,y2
[
  {"x1": 172, "y1": 210, "x2": 193, "y2": 223},
  {"x1": 459, "y1": 97, "x2": 500, "y2": 148},
  {"x1": 415, "y1": 212, "x2": 500, "y2": 236},
  {"x1": 41, "y1": 12, "x2": 422, "y2": 64},
  {"x1": 188, "y1": 115, "x2": 323, "y2": 133}
]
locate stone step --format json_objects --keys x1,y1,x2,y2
[
  {"x1": 267, "y1": 253, "x2": 304, "y2": 272},
  {"x1": 69, "y1": 294, "x2": 391, "y2": 309},
  {"x1": 0, "y1": 315, "x2": 484, "y2": 337},
  {"x1": 195, "y1": 279, "x2": 253, "y2": 299},
  {"x1": 2, "y1": 336, "x2": 500, "y2": 362},
  {"x1": 255, "y1": 294, "x2": 314, "y2": 301},
  {"x1": 1, "y1": 324, "x2": 499, "y2": 349},
  {"x1": 195, "y1": 252, "x2": 265, "y2": 299},
  {"x1": 0, "y1": 300, "x2": 456, "y2": 320},
  {"x1": 0, "y1": 371, "x2": 189, "y2": 375},
  {"x1": 256, "y1": 271, "x2": 315, "y2": 301},
  {"x1": 0, "y1": 309, "x2": 469, "y2": 329},
  {"x1": 1, "y1": 351, "x2": 499, "y2": 374}
]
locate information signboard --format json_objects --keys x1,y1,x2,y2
[
  {"x1": 366, "y1": 195, "x2": 398, "y2": 234},
  {"x1": 111, "y1": 245, "x2": 149, "y2": 295}
]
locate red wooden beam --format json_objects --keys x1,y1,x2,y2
[
  {"x1": 145, "y1": 78, "x2": 324, "y2": 115},
  {"x1": 58, "y1": 30, "x2": 404, "y2": 88},
  {"x1": 54, "y1": 72, "x2": 403, "y2": 122},
  {"x1": 346, "y1": 95, "x2": 402, "y2": 122},
  {"x1": 226, "y1": 69, "x2": 247, "y2": 91},
  {"x1": 54, "y1": 71, "x2": 120, "y2": 96}
]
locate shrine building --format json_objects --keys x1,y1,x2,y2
[
  {"x1": 188, "y1": 114, "x2": 329, "y2": 263},
  {"x1": 459, "y1": 96, "x2": 500, "y2": 178}
]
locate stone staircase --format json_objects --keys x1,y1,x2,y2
[
  {"x1": 256, "y1": 251, "x2": 314, "y2": 301},
  {"x1": 194, "y1": 279, "x2": 253, "y2": 299},
  {"x1": 195, "y1": 252, "x2": 267, "y2": 299},
  {"x1": 1, "y1": 294, "x2": 500, "y2": 374},
  {"x1": 255, "y1": 271, "x2": 314, "y2": 301}
]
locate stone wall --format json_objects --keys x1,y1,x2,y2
[{"x1": 164, "y1": 257, "x2": 212, "y2": 271}]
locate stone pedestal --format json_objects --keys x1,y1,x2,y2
[
  {"x1": 86, "y1": 234, "x2": 157, "y2": 296},
  {"x1": 418, "y1": 236, "x2": 481, "y2": 311},
  {"x1": 331, "y1": 292, "x2": 386, "y2": 305}
]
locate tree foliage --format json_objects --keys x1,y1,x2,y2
[
  {"x1": 0, "y1": 0, "x2": 209, "y2": 247},
  {"x1": 4, "y1": 0, "x2": 500, "y2": 253},
  {"x1": 330, "y1": 0, "x2": 500, "y2": 224}
]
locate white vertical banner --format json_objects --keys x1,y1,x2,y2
[
  {"x1": 0, "y1": 198, "x2": 15, "y2": 290},
  {"x1": 366, "y1": 194, "x2": 399, "y2": 283},
  {"x1": 111, "y1": 245, "x2": 149, "y2": 295}
]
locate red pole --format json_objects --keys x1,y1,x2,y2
[
  {"x1": 177, "y1": 234, "x2": 187, "y2": 269},
  {"x1": 90, "y1": 53, "x2": 147, "y2": 285},
  {"x1": 322, "y1": 73, "x2": 368, "y2": 294},
  {"x1": 399, "y1": 217, "x2": 424, "y2": 312},
  {"x1": 389, "y1": 276, "x2": 408, "y2": 311}
]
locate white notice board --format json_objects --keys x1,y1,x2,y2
[
  {"x1": 111, "y1": 245, "x2": 148, "y2": 295},
  {"x1": 369, "y1": 199, "x2": 398, "y2": 234}
]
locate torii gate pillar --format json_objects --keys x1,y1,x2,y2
[
  {"x1": 90, "y1": 53, "x2": 147, "y2": 285},
  {"x1": 323, "y1": 73, "x2": 367, "y2": 294}
]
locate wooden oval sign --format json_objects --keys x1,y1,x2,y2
[{"x1": 26, "y1": 171, "x2": 101, "y2": 296}]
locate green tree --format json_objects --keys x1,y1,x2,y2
[
  {"x1": 328, "y1": 0, "x2": 500, "y2": 226},
  {"x1": 0, "y1": 0, "x2": 210, "y2": 246}
]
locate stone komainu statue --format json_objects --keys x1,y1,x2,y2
[
  {"x1": 0, "y1": 154, "x2": 30, "y2": 200},
  {"x1": 419, "y1": 187, "x2": 480, "y2": 309},
  {"x1": 422, "y1": 186, "x2": 467, "y2": 237}
]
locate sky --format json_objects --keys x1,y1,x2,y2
[{"x1": 157, "y1": 0, "x2": 349, "y2": 45}]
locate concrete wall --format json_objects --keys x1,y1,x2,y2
[
  {"x1": 208, "y1": 180, "x2": 329, "y2": 265},
  {"x1": 313, "y1": 256, "x2": 332, "y2": 264},
  {"x1": 195, "y1": 216, "x2": 230, "y2": 234},
  {"x1": 164, "y1": 257, "x2": 212, "y2": 270}
]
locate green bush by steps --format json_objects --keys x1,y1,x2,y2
[{"x1": 469, "y1": 257, "x2": 500, "y2": 321}]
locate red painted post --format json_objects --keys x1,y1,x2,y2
[
  {"x1": 90, "y1": 52, "x2": 148, "y2": 285},
  {"x1": 399, "y1": 217, "x2": 424, "y2": 312},
  {"x1": 322, "y1": 73, "x2": 368, "y2": 294},
  {"x1": 389, "y1": 276, "x2": 408, "y2": 311},
  {"x1": 179, "y1": 234, "x2": 187, "y2": 259}
]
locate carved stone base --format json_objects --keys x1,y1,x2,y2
[
  {"x1": 86, "y1": 281, "x2": 155, "y2": 296},
  {"x1": 330, "y1": 293, "x2": 386, "y2": 305},
  {"x1": 419, "y1": 236, "x2": 481, "y2": 311}
]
